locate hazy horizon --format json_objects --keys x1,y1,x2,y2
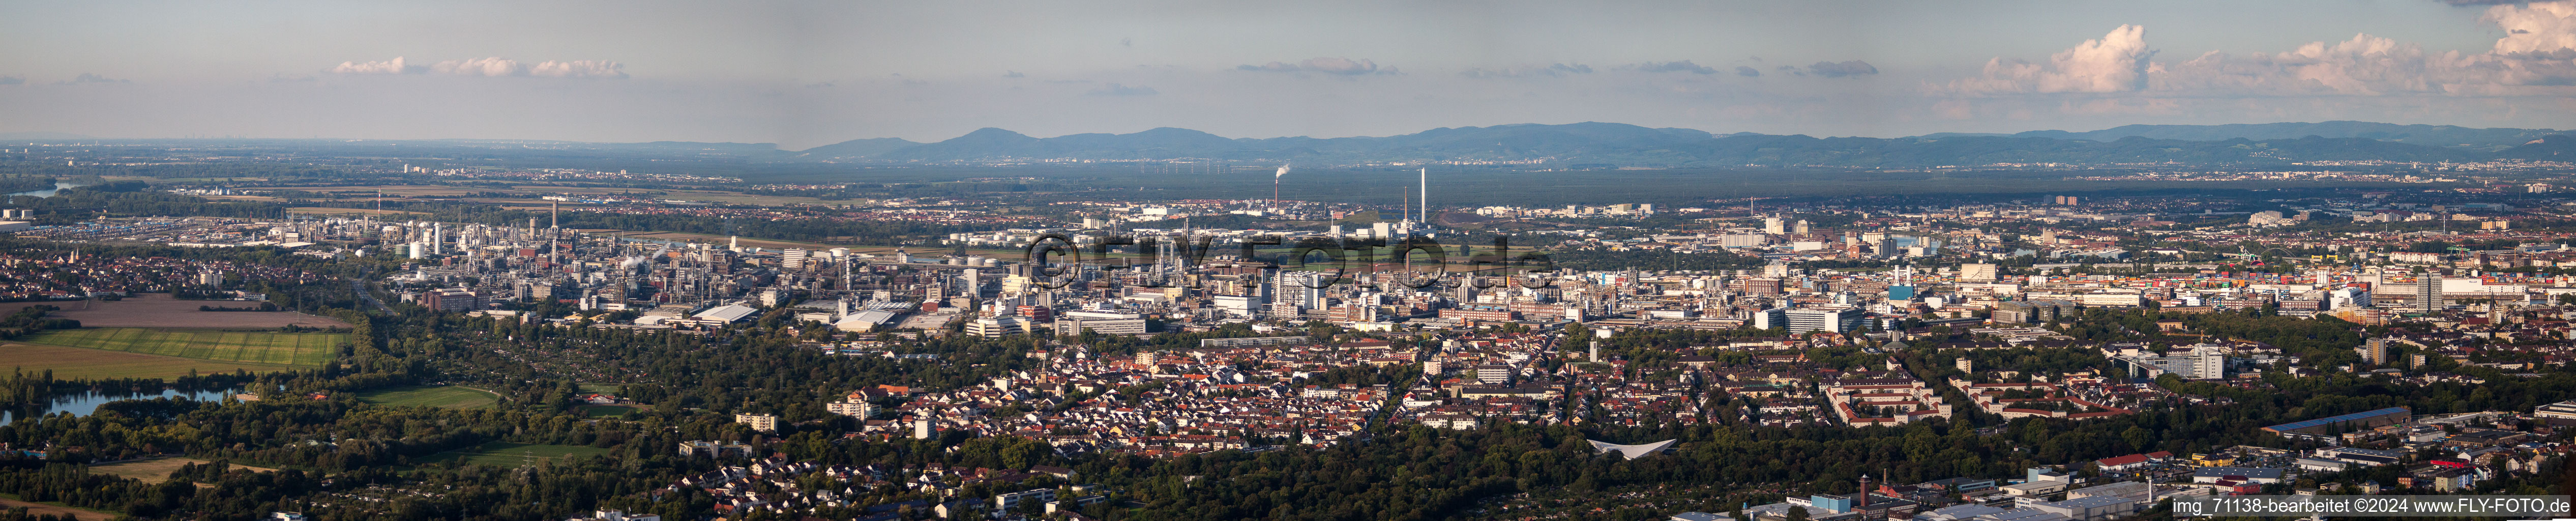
[
  {"x1": 6, "y1": 1, "x2": 2574, "y2": 149},
  {"x1": 8, "y1": 118, "x2": 2572, "y2": 152}
]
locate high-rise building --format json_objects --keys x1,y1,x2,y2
[
  {"x1": 733, "y1": 413, "x2": 778, "y2": 432},
  {"x1": 2119, "y1": 345, "x2": 2230, "y2": 380},
  {"x1": 1763, "y1": 217, "x2": 1787, "y2": 235},
  {"x1": 1785, "y1": 307, "x2": 1866, "y2": 334},
  {"x1": 825, "y1": 395, "x2": 876, "y2": 418},
  {"x1": 1056, "y1": 310, "x2": 1146, "y2": 335},
  {"x1": 781, "y1": 249, "x2": 808, "y2": 270},
  {"x1": 2193, "y1": 346, "x2": 2228, "y2": 379},
  {"x1": 1740, "y1": 278, "x2": 1784, "y2": 295},
  {"x1": 2412, "y1": 276, "x2": 2440, "y2": 313},
  {"x1": 1752, "y1": 306, "x2": 1790, "y2": 330},
  {"x1": 2356, "y1": 338, "x2": 2389, "y2": 365}
]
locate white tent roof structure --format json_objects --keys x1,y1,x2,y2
[
  {"x1": 692, "y1": 304, "x2": 759, "y2": 323},
  {"x1": 1587, "y1": 439, "x2": 1677, "y2": 459},
  {"x1": 835, "y1": 309, "x2": 899, "y2": 332}
]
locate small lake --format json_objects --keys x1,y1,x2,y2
[
  {"x1": 7, "y1": 182, "x2": 83, "y2": 197},
  {"x1": 1, "y1": 389, "x2": 236, "y2": 423}
]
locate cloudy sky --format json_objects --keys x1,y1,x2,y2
[{"x1": 3, "y1": 1, "x2": 2572, "y2": 149}]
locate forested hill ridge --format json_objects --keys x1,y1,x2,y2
[{"x1": 19, "y1": 121, "x2": 2576, "y2": 168}]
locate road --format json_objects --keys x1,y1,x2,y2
[{"x1": 352, "y1": 280, "x2": 390, "y2": 312}]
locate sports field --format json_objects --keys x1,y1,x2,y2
[
  {"x1": 421, "y1": 442, "x2": 611, "y2": 467},
  {"x1": 579, "y1": 404, "x2": 640, "y2": 418},
  {"x1": 0, "y1": 342, "x2": 303, "y2": 380},
  {"x1": 353, "y1": 385, "x2": 499, "y2": 409},
  {"x1": 22, "y1": 328, "x2": 341, "y2": 366}
]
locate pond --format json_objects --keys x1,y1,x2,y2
[
  {"x1": 6, "y1": 181, "x2": 84, "y2": 197},
  {"x1": 1, "y1": 388, "x2": 237, "y2": 423}
]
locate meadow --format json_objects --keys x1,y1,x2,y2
[
  {"x1": 27, "y1": 294, "x2": 352, "y2": 329},
  {"x1": 352, "y1": 385, "x2": 500, "y2": 409},
  {"x1": 419, "y1": 442, "x2": 612, "y2": 467},
  {"x1": 0, "y1": 342, "x2": 303, "y2": 380},
  {"x1": 88, "y1": 458, "x2": 276, "y2": 484},
  {"x1": 22, "y1": 328, "x2": 342, "y2": 367}
]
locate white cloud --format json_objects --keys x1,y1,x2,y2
[
  {"x1": 2153, "y1": 1, "x2": 2576, "y2": 96},
  {"x1": 1803, "y1": 60, "x2": 1879, "y2": 78},
  {"x1": 2155, "y1": 35, "x2": 2447, "y2": 96},
  {"x1": 1299, "y1": 57, "x2": 1380, "y2": 75},
  {"x1": 2488, "y1": 1, "x2": 2576, "y2": 55},
  {"x1": 1949, "y1": 3, "x2": 2576, "y2": 98},
  {"x1": 327, "y1": 56, "x2": 626, "y2": 79},
  {"x1": 433, "y1": 57, "x2": 524, "y2": 76},
  {"x1": 1636, "y1": 61, "x2": 1719, "y2": 74},
  {"x1": 1954, "y1": 24, "x2": 2154, "y2": 94},
  {"x1": 1459, "y1": 63, "x2": 1593, "y2": 78},
  {"x1": 327, "y1": 56, "x2": 420, "y2": 74},
  {"x1": 1237, "y1": 57, "x2": 1393, "y2": 75},
  {"x1": 527, "y1": 60, "x2": 627, "y2": 78}
]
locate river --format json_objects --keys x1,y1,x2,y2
[
  {"x1": 1, "y1": 388, "x2": 237, "y2": 423},
  {"x1": 6, "y1": 182, "x2": 83, "y2": 198}
]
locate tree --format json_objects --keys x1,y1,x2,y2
[
  {"x1": 1787, "y1": 505, "x2": 1810, "y2": 521},
  {"x1": 2122, "y1": 426, "x2": 2152, "y2": 453}
]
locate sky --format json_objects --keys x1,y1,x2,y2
[{"x1": 2, "y1": 0, "x2": 2573, "y2": 149}]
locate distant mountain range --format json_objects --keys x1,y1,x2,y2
[
  {"x1": 10, "y1": 122, "x2": 2571, "y2": 167},
  {"x1": 795, "y1": 137, "x2": 922, "y2": 159},
  {"x1": 795, "y1": 121, "x2": 2574, "y2": 167},
  {"x1": 819, "y1": 123, "x2": 1720, "y2": 163}
]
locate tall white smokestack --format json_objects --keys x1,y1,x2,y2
[
  {"x1": 1273, "y1": 164, "x2": 1291, "y2": 214},
  {"x1": 1419, "y1": 167, "x2": 1429, "y2": 226}
]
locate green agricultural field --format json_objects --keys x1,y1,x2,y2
[
  {"x1": 0, "y1": 342, "x2": 303, "y2": 380},
  {"x1": 421, "y1": 442, "x2": 611, "y2": 467},
  {"x1": 578, "y1": 404, "x2": 640, "y2": 418},
  {"x1": 353, "y1": 385, "x2": 499, "y2": 409},
  {"x1": 22, "y1": 328, "x2": 342, "y2": 367}
]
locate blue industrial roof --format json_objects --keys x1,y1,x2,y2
[{"x1": 2263, "y1": 407, "x2": 2409, "y2": 432}]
